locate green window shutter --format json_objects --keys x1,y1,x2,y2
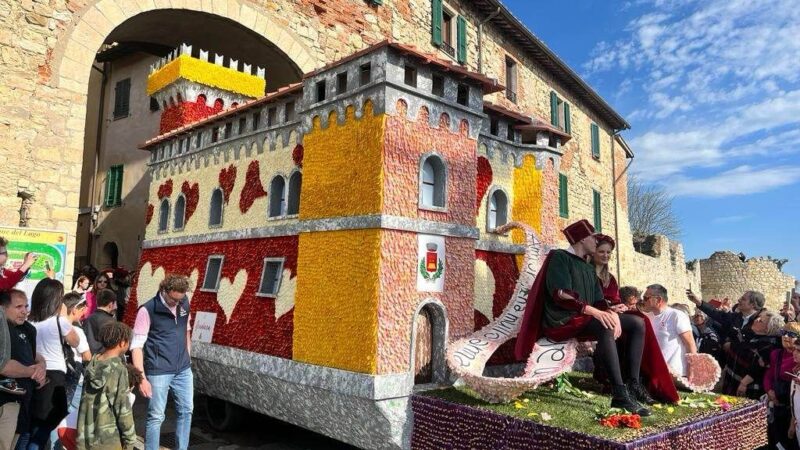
[
  {"x1": 564, "y1": 102, "x2": 571, "y2": 134},
  {"x1": 431, "y1": 0, "x2": 443, "y2": 46},
  {"x1": 104, "y1": 170, "x2": 114, "y2": 207},
  {"x1": 457, "y1": 16, "x2": 467, "y2": 64},
  {"x1": 591, "y1": 123, "x2": 600, "y2": 159},
  {"x1": 593, "y1": 189, "x2": 602, "y2": 232},
  {"x1": 550, "y1": 91, "x2": 559, "y2": 127},
  {"x1": 113, "y1": 165, "x2": 124, "y2": 206},
  {"x1": 558, "y1": 173, "x2": 569, "y2": 218}
]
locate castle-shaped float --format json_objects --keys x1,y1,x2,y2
[{"x1": 129, "y1": 40, "x2": 585, "y2": 449}]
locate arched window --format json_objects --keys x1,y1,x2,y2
[
  {"x1": 419, "y1": 154, "x2": 446, "y2": 209},
  {"x1": 487, "y1": 188, "x2": 509, "y2": 231},
  {"x1": 209, "y1": 188, "x2": 224, "y2": 227},
  {"x1": 287, "y1": 172, "x2": 302, "y2": 215},
  {"x1": 268, "y1": 176, "x2": 286, "y2": 218},
  {"x1": 173, "y1": 194, "x2": 186, "y2": 230},
  {"x1": 158, "y1": 199, "x2": 170, "y2": 232}
]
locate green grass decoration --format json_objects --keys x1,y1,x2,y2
[{"x1": 423, "y1": 372, "x2": 752, "y2": 442}]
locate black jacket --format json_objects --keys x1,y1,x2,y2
[
  {"x1": 698, "y1": 302, "x2": 761, "y2": 344},
  {"x1": 83, "y1": 309, "x2": 115, "y2": 355}
]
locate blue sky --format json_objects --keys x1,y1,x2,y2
[{"x1": 503, "y1": 0, "x2": 800, "y2": 281}]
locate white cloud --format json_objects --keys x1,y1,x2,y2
[
  {"x1": 711, "y1": 215, "x2": 751, "y2": 224},
  {"x1": 666, "y1": 165, "x2": 800, "y2": 197},
  {"x1": 585, "y1": 0, "x2": 800, "y2": 198}
]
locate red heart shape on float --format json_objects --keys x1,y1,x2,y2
[
  {"x1": 239, "y1": 160, "x2": 267, "y2": 214},
  {"x1": 476, "y1": 156, "x2": 493, "y2": 209},
  {"x1": 157, "y1": 179, "x2": 173, "y2": 199},
  {"x1": 145, "y1": 203, "x2": 154, "y2": 225},
  {"x1": 219, "y1": 165, "x2": 237, "y2": 204},
  {"x1": 181, "y1": 181, "x2": 200, "y2": 223}
]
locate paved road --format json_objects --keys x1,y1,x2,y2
[{"x1": 132, "y1": 394, "x2": 358, "y2": 449}]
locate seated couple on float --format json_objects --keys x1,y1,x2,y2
[{"x1": 515, "y1": 219, "x2": 680, "y2": 416}]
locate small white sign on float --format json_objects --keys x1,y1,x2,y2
[
  {"x1": 416, "y1": 234, "x2": 445, "y2": 292},
  {"x1": 192, "y1": 311, "x2": 217, "y2": 343}
]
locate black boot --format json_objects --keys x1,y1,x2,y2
[
  {"x1": 611, "y1": 384, "x2": 651, "y2": 417},
  {"x1": 626, "y1": 379, "x2": 656, "y2": 405}
]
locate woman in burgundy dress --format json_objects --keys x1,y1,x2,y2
[{"x1": 591, "y1": 234, "x2": 678, "y2": 403}]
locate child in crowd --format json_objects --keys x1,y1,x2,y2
[{"x1": 76, "y1": 322, "x2": 136, "y2": 450}]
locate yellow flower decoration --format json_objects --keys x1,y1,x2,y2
[{"x1": 147, "y1": 55, "x2": 266, "y2": 98}]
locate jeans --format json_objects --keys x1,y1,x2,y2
[{"x1": 145, "y1": 368, "x2": 193, "y2": 450}]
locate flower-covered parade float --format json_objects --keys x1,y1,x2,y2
[{"x1": 130, "y1": 42, "x2": 766, "y2": 449}]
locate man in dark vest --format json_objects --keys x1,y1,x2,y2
[{"x1": 131, "y1": 274, "x2": 192, "y2": 450}]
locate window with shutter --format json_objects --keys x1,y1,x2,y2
[
  {"x1": 591, "y1": 123, "x2": 600, "y2": 159},
  {"x1": 558, "y1": 173, "x2": 569, "y2": 218},
  {"x1": 550, "y1": 91, "x2": 559, "y2": 127},
  {"x1": 105, "y1": 165, "x2": 123, "y2": 207},
  {"x1": 564, "y1": 102, "x2": 571, "y2": 134},
  {"x1": 113, "y1": 78, "x2": 131, "y2": 119},
  {"x1": 457, "y1": 16, "x2": 467, "y2": 64},
  {"x1": 593, "y1": 189, "x2": 602, "y2": 232}
]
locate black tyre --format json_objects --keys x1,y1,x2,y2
[{"x1": 205, "y1": 396, "x2": 245, "y2": 432}]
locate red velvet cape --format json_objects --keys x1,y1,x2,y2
[{"x1": 514, "y1": 256, "x2": 679, "y2": 403}]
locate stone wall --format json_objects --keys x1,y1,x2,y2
[
  {"x1": 700, "y1": 251, "x2": 796, "y2": 311},
  {"x1": 614, "y1": 232, "x2": 701, "y2": 307}
]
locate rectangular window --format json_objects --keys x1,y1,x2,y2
[
  {"x1": 550, "y1": 91, "x2": 570, "y2": 133},
  {"x1": 181, "y1": 138, "x2": 188, "y2": 154},
  {"x1": 284, "y1": 101, "x2": 296, "y2": 122},
  {"x1": 505, "y1": 57, "x2": 517, "y2": 103},
  {"x1": 267, "y1": 107, "x2": 277, "y2": 127},
  {"x1": 315, "y1": 80, "x2": 326, "y2": 102},
  {"x1": 441, "y1": 9, "x2": 455, "y2": 57},
  {"x1": 591, "y1": 123, "x2": 600, "y2": 159},
  {"x1": 239, "y1": 117, "x2": 247, "y2": 135},
  {"x1": 201, "y1": 255, "x2": 224, "y2": 292},
  {"x1": 404, "y1": 65, "x2": 417, "y2": 87},
  {"x1": 257, "y1": 258, "x2": 285, "y2": 297},
  {"x1": 456, "y1": 83, "x2": 469, "y2": 106},
  {"x1": 432, "y1": 73, "x2": 445, "y2": 97},
  {"x1": 113, "y1": 78, "x2": 131, "y2": 119},
  {"x1": 593, "y1": 189, "x2": 602, "y2": 232},
  {"x1": 252, "y1": 112, "x2": 261, "y2": 130},
  {"x1": 558, "y1": 173, "x2": 569, "y2": 218},
  {"x1": 490, "y1": 118, "x2": 499, "y2": 136},
  {"x1": 224, "y1": 122, "x2": 233, "y2": 139},
  {"x1": 104, "y1": 165, "x2": 123, "y2": 207},
  {"x1": 359, "y1": 63, "x2": 372, "y2": 86},
  {"x1": 211, "y1": 127, "x2": 219, "y2": 143},
  {"x1": 195, "y1": 133, "x2": 202, "y2": 148},
  {"x1": 506, "y1": 124, "x2": 514, "y2": 141},
  {"x1": 149, "y1": 97, "x2": 160, "y2": 112},
  {"x1": 336, "y1": 72, "x2": 348, "y2": 94}
]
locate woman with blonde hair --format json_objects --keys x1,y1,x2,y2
[{"x1": 589, "y1": 234, "x2": 678, "y2": 404}]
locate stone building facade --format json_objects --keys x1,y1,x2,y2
[
  {"x1": 0, "y1": 0, "x2": 632, "y2": 286},
  {"x1": 700, "y1": 251, "x2": 796, "y2": 311}
]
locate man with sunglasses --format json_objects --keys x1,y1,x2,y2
[{"x1": 640, "y1": 284, "x2": 697, "y2": 377}]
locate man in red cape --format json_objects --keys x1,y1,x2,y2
[{"x1": 514, "y1": 220, "x2": 678, "y2": 415}]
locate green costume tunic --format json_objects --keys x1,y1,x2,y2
[{"x1": 542, "y1": 249, "x2": 604, "y2": 329}]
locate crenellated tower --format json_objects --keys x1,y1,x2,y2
[{"x1": 146, "y1": 43, "x2": 267, "y2": 134}]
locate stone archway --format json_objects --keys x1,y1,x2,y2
[{"x1": 37, "y1": 0, "x2": 319, "y2": 283}]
